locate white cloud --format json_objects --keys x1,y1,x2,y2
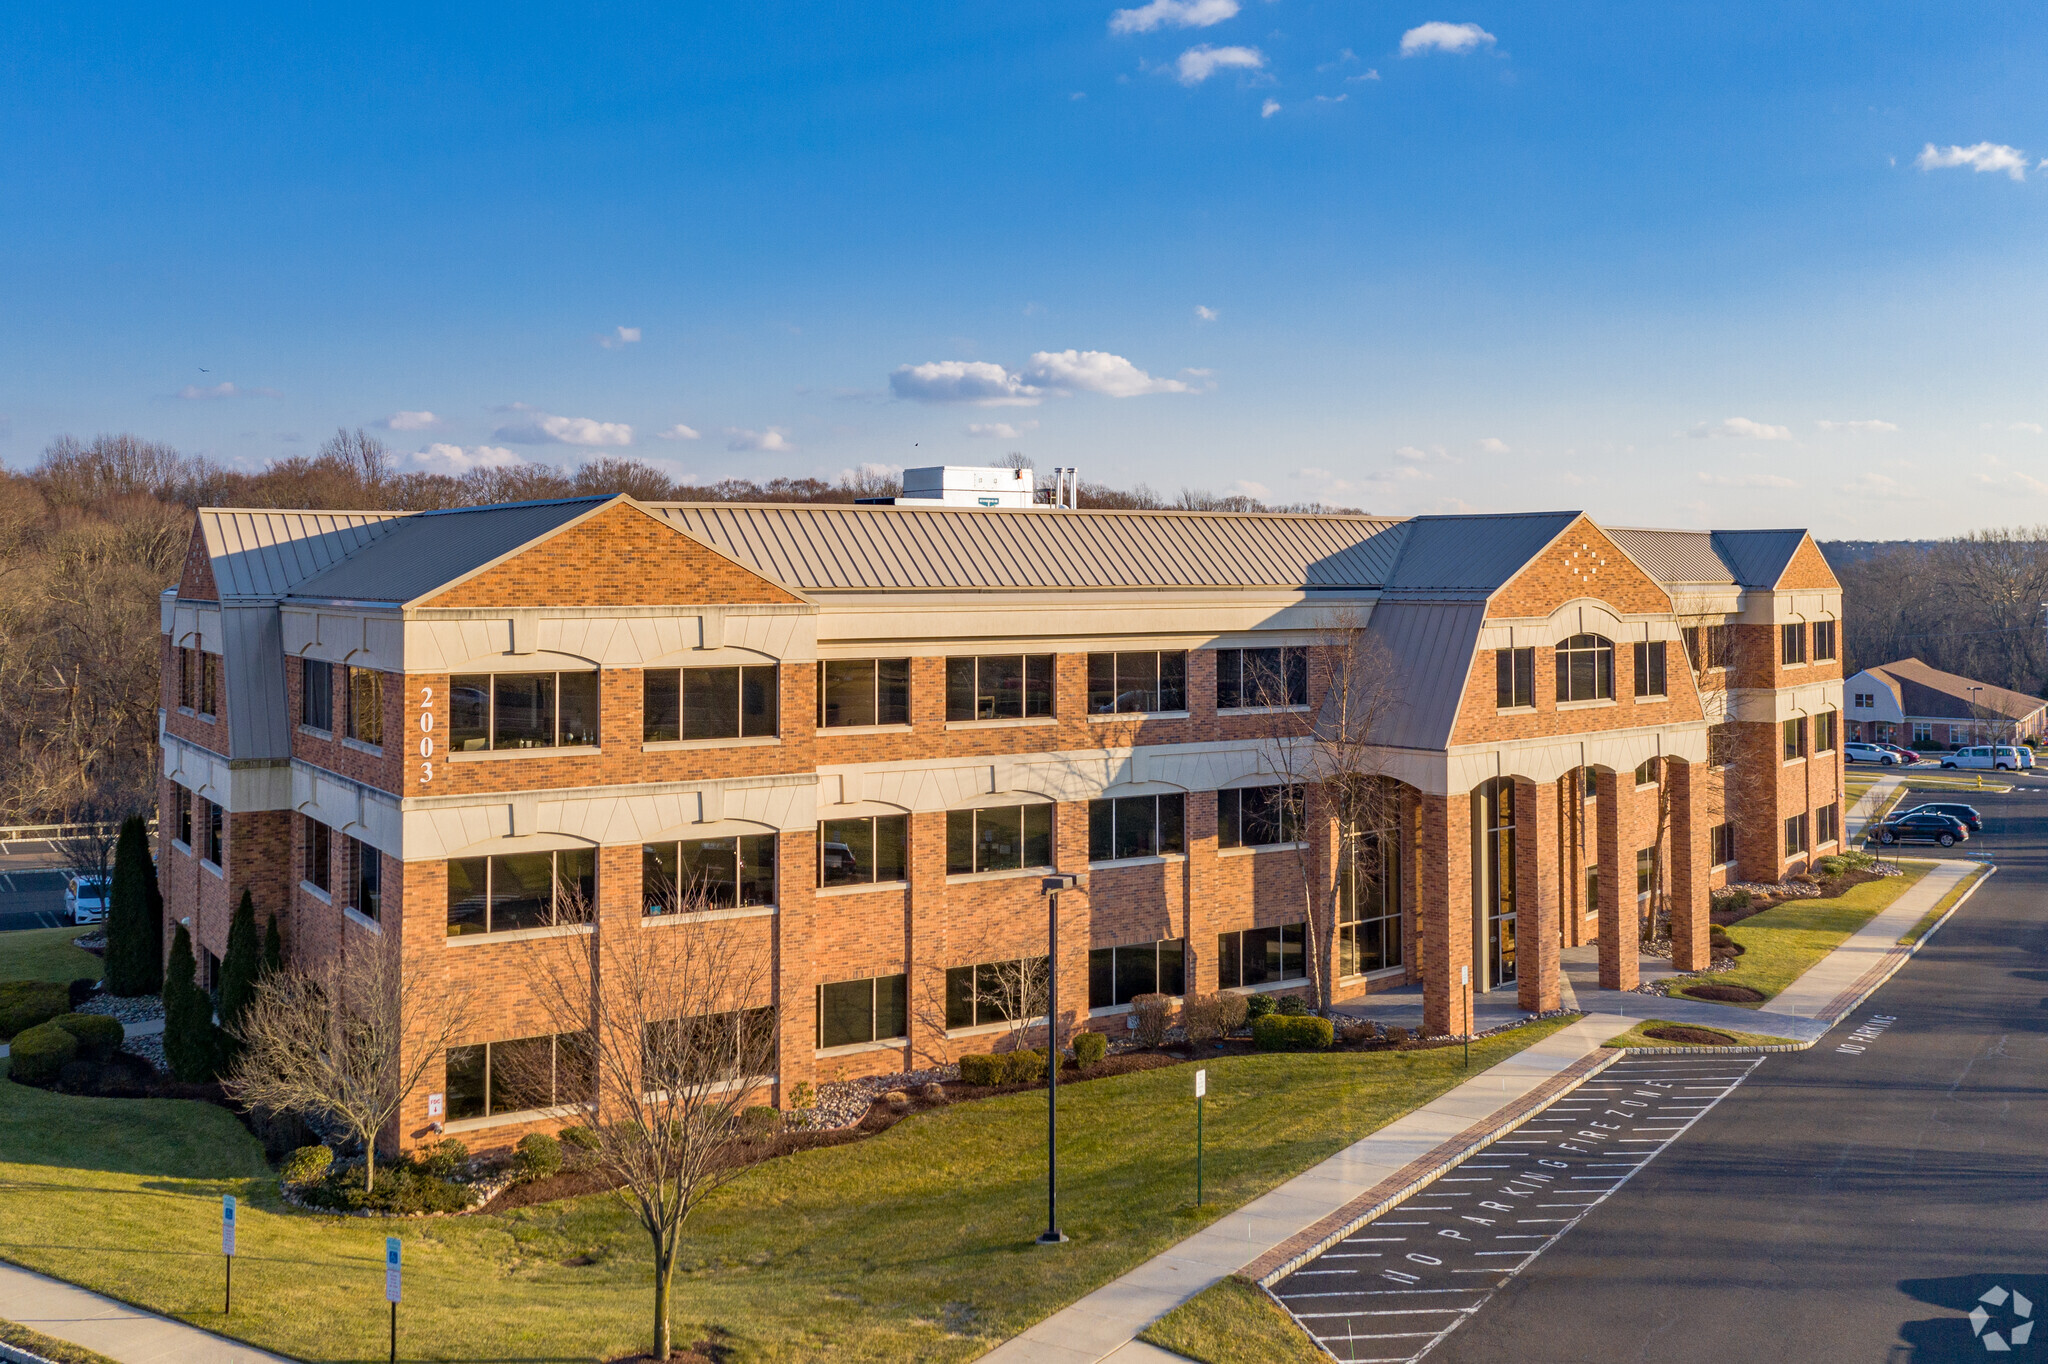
[
  {"x1": 1399, "y1": 21, "x2": 1496, "y2": 56},
  {"x1": 966, "y1": 421, "x2": 1040, "y2": 439},
  {"x1": 891, "y1": 360, "x2": 1044, "y2": 406},
  {"x1": 380, "y1": 410, "x2": 439, "y2": 431},
  {"x1": 1231, "y1": 479, "x2": 1270, "y2": 498},
  {"x1": 1690, "y1": 416, "x2": 1792, "y2": 441},
  {"x1": 1349, "y1": 68, "x2": 1382, "y2": 82},
  {"x1": 725, "y1": 426, "x2": 795, "y2": 452},
  {"x1": 1195, "y1": 305, "x2": 1220, "y2": 320},
  {"x1": 1261, "y1": 99, "x2": 1280, "y2": 117},
  {"x1": 1697, "y1": 472, "x2": 1799, "y2": 489},
  {"x1": 1020, "y1": 349, "x2": 1193, "y2": 396},
  {"x1": 656, "y1": 423, "x2": 702, "y2": 441},
  {"x1": 409, "y1": 443, "x2": 526, "y2": 473},
  {"x1": 491, "y1": 404, "x2": 634, "y2": 446},
  {"x1": 1478, "y1": 437, "x2": 1511, "y2": 454},
  {"x1": 1985, "y1": 420, "x2": 2045, "y2": 434},
  {"x1": 1394, "y1": 444, "x2": 1456, "y2": 463},
  {"x1": 1315, "y1": 93, "x2": 1348, "y2": 104},
  {"x1": 1175, "y1": 44, "x2": 1265, "y2": 84},
  {"x1": 1916, "y1": 142, "x2": 2029, "y2": 181},
  {"x1": 1815, "y1": 419, "x2": 1898, "y2": 433},
  {"x1": 598, "y1": 326, "x2": 642, "y2": 349},
  {"x1": 177, "y1": 381, "x2": 278, "y2": 400},
  {"x1": 1109, "y1": 0, "x2": 1238, "y2": 34}
]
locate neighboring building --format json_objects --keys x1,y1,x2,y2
[
  {"x1": 157, "y1": 497, "x2": 1843, "y2": 1152},
  {"x1": 1846, "y1": 658, "x2": 2048, "y2": 749}
]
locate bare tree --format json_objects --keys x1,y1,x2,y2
[
  {"x1": 51, "y1": 789, "x2": 145, "y2": 891},
  {"x1": 225, "y1": 935, "x2": 471, "y2": 1192},
  {"x1": 910, "y1": 947, "x2": 1050, "y2": 1069},
  {"x1": 514, "y1": 886, "x2": 776, "y2": 1363}
]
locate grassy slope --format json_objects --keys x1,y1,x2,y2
[
  {"x1": 1690, "y1": 864, "x2": 1928, "y2": 1008},
  {"x1": 0, "y1": 926, "x2": 103, "y2": 984},
  {"x1": 1139, "y1": 1275, "x2": 1324, "y2": 1364},
  {"x1": 1601, "y1": 1019, "x2": 1798, "y2": 1049},
  {"x1": 0, "y1": 1018, "x2": 1572, "y2": 1364}
]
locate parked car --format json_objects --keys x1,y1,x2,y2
[
  {"x1": 1870, "y1": 811, "x2": 1969, "y2": 847},
  {"x1": 1899, "y1": 801, "x2": 1983, "y2": 833},
  {"x1": 1940, "y1": 745, "x2": 2025, "y2": 771},
  {"x1": 2008, "y1": 745, "x2": 2035, "y2": 770},
  {"x1": 1878, "y1": 744, "x2": 1923, "y2": 764},
  {"x1": 1845, "y1": 741, "x2": 1897, "y2": 765},
  {"x1": 65, "y1": 872, "x2": 111, "y2": 924}
]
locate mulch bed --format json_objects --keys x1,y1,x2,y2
[
  {"x1": 1680, "y1": 982, "x2": 1767, "y2": 1004},
  {"x1": 1642, "y1": 1025, "x2": 1738, "y2": 1046}
]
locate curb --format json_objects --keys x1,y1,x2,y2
[{"x1": 1245, "y1": 1047, "x2": 1623, "y2": 1288}]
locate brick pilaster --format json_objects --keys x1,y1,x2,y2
[
  {"x1": 1669, "y1": 760, "x2": 1710, "y2": 972},
  {"x1": 1419, "y1": 791, "x2": 1475, "y2": 1036},
  {"x1": 1515, "y1": 778, "x2": 1561, "y2": 1013},
  {"x1": 1595, "y1": 769, "x2": 1640, "y2": 991}
]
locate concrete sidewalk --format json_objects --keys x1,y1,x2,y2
[
  {"x1": 0, "y1": 1260, "x2": 292, "y2": 1363},
  {"x1": 986, "y1": 858, "x2": 1982, "y2": 1364},
  {"x1": 1845, "y1": 770, "x2": 1904, "y2": 839}
]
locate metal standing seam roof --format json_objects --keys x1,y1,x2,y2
[
  {"x1": 647, "y1": 503, "x2": 1410, "y2": 591},
  {"x1": 1347, "y1": 600, "x2": 1488, "y2": 749},
  {"x1": 198, "y1": 509, "x2": 414, "y2": 599},
  {"x1": 1374, "y1": 511, "x2": 1581, "y2": 600},
  {"x1": 1708, "y1": 529, "x2": 1809, "y2": 589},
  {"x1": 283, "y1": 497, "x2": 615, "y2": 604},
  {"x1": 1604, "y1": 528, "x2": 1740, "y2": 585}
]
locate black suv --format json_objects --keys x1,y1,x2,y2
[
  {"x1": 1871, "y1": 810, "x2": 1969, "y2": 847},
  {"x1": 1899, "y1": 802, "x2": 1983, "y2": 833}
]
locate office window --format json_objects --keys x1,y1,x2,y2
[
  {"x1": 174, "y1": 785, "x2": 193, "y2": 848},
  {"x1": 445, "y1": 849, "x2": 597, "y2": 936},
  {"x1": 643, "y1": 835, "x2": 776, "y2": 914},
  {"x1": 1088, "y1": 794, "x2": 1186, "y2": 861},
  {"x1": 816, "y1": 659, "x2": 911, "y2": 728},
  {"x1": 1815, "y1": 709, "x2": 1837, "y2": 753},
  {"x1": 1216, "y1": 923, "x2": 1308, "y2": 989},
  {"x1": 1813, "y1": 620, "x2": 1837, "y2": 661},
  {"x1": 1555, "y1": 634, "x2": 1615, "y2": 702},
  {"x1": 1637, "y1": 848, "x2": 1657, "y2": 903},
  {"x1": 946, "y1": 655, "x2": 1055, "y2": 721},
  {"x1": 1816, "y1": 802, "x2": 1839, "y2": 846},
  {"x1": 1217, "y1": 647, "x2": 1308, "y2": 710},
  {"x1": 1781, "y1": 623, "x2": 1807, "y2": 665},
  {"x1": 817, "y1": 975, "x2": 907, "y2": 1049},
  {"x1": 946, "y1": 957, "x2": 1051, "y2": 1029},
  {"x1": 1218, "y1": 784, "x2": 1302, "y2": 848},
  {"x1": 1783, "y1": 716, "x2": 1808, "y2": 760},
  {"x1": 177, "y1": 647, "x2": 196, "y2": 709},
  {"x1": 1708, "y1": 723, "x2": 1739, "y2": 766},
  {"x1": 301, "y1": 657, "x2": 333, "y2": 731},
  {"x1": 946, "y1": 804, "x2": 1054, "y2": 875},
  {"x1": 1854, "y1": 692, "x2": 1873, "y2": 709},
  {"x1": 1339, "y1": 831, "x2": 1402, "y2": 976},
  {"x1": 1914, "y1": 722, "x2": 1933, "y2": 743},
  {"x1": 448, "y1": 671, "x2": 600, "y2": 751},
  {"x1": 643, "y1": 1007, "x2": 778, "y2": 1090},
  {"x1": 818, "y1": 815, "x2": 909, "y2": 887},
  {"x1": 304, "y1": 817, "x2": 331, "y2": 893},
  {"x1": 1087, "y1": 939, "x2": 1186, "y2": 1009},
  {"x1": 349, "y1": 836, "x2": 381, "y2": 921},
  {"x1": 1704, "y1": 624, "x2": 1734, "y2": 669},
  {"x1": 205, "y1": 800, "x2": 224, "y2": 865},
  {"x1": 1632, "y1": 641, "x2": 1667, "y2": 698},
  {"x1": 346, "y1": 666, "x2": 385, "y2": 746},
  {"x1": 1785, "y1": 813, "x2": 1809, "y2": 856},
  {"x1": 1634, "y1": 758, "x2": 1658, "y2": 787},
  {"x1": 1087, "y1": 651, "x2": 1188, "y2": 714},
  {"x1": 642, "y1": 665, "x2": 778, "y2": 743},
  {"x1": 1710, "y1": 822, "x2": 1736, "y2": 866},
  {"x1": 1495, "y1": 647, "x2": 1535, "y2": 709},
  {"x1": 1586, "y1": 864, "x2": 1600, "y2": 918},
  {"x1": 444, "y1": 1031, "x2": 593, "y2": 1121},
  {"x1": 194, "y1": 652, "x2": 219, "y2": 720}
]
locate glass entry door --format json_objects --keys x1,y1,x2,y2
[{"x1": 1479, "y1": 779, "x2": 1517, "y2": 987}]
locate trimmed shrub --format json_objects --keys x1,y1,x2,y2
[
  {"x1": 1181, "y1": 991, "x2": 1250, "y2": 1043},
  {"x1": 8, "y1": 1023, "x2": 79, "y2": 1085},
  {"x1": 67, "y1": 977, "x2": 100, "y2": 1009},
  {"x1": 515, "y1": 1132, "x2": 563, "y2": 1180},
  {"x1": 1130, "y1": 993, "x2": 1175, "y2": 1048},
  {"x1": 1710, "y1": 888, "x2": 1753, "y2": 914},
  {"x1": 1252, "y1": 1015, "x2": 1334, "y2": 1052},
  {"x1": 416, "y1": 1139, "x2": 469, "y2": 1178},
  {"x1": 1386, "y1": 1025, "x2": 1411, "y2": 1046},
  {"x1": 282, "y1": 1145, "x2": 335, "y2": 1186},
  {"x1": 959, "y1": 1052, "x2": 1006, "y2": 1086},
  {"x1": 50, "y1": 1012, "x2": 123, "y2": 1062},
  {"x1": 161, "y1": 922, "x2": 222, "y2": 1083},
  {"x1": 299, "y1": 1164, "x2": 471, "y2": 1215},
  {"x1": 1244, "y1": 992, "x2": 1277, "y2": 1021},
  {"x1": 0, "y1": 981, "x2": 69, "y2": 1040},
  {"x1": 739, "y1": 1105, "x2": 782, "y2": 1137},
  {"x1": 1002, "y1": 1048, "x2": 1048, "y2": 1085},
  {"x1": 558, "y1": 1124, "x2": 600, "y2": 1151},
  {"x1": 1071, "y1": 1031, "x2": 1108, "y2": 1067},
  {"x1": 104, "y1": 815, "x2": 161, "y2": 996},
  {"x1": 1275, "y1": 994, "x2": 1310, "y2": 1017}
]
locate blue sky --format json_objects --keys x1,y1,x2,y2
[{"x1": 4, "y1": 2, "x2": 2046, "y2": 536}]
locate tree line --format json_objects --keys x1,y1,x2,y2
[{"x1": 1821, "y1": 529, "x2": 2048, "y2": 697}]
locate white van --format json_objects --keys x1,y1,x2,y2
[
  {"x1": 1941, "y1": 745, "x2": 2025, "y2": 772},
  {"x1": 66, "y1": 873, "x2": 111, "y2": 924}
]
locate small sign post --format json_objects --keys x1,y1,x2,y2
[
  {"x1": 385, "y1": 1237, "x2": 401, "y2": 1364},
  {"x1": 1194, "y1": 1068, "x2": 1207, "y2": 1206},
  {"x1": 1460, "y1": 966, "x2": 1472, "y2": 1070},
  {"x1": 221, "y1": 1194, "x2": 236, "y2": 1315}
]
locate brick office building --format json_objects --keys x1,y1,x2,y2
[{"x1": 157, "y1": 496, "x2": 1843, "y2": 1150}]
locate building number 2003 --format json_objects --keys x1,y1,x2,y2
[{"x1": 419, "y1": 685, "x2": 434, "y2": 784}]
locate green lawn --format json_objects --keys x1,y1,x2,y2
[
  {"x1": 1898, "y1": 864, "x2": 1989, "y2": 946},
  {"x1": 1139, "y1": 1275, "x2": 1323, "y2": 1364},
  {"x1": 0, "y1": 1017, "x2": 1573, "y2": 1363},
  {"x1": 1602, "y1": 1019, "x2": 1799, "y2": 1049},
  {"x1": 1688, "y1": 864, "x2": 1929, "y2": 1008},
  {"x1": 1, "y1": 1318, "x2": 123, "y2": 1364},
  {"x1": 0, "y1": 925, "x2": 102, "y2": 984}
]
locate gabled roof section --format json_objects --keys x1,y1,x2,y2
[
  {"x1": 1374, "y1": 512, "x2": 1580, "y2": 602},
  {"x1": 1347, "y1": 601, "x2": 1487, "y2": 749},
  {"x1": 1708, "y1": 529, "x2": 1807, "y2": 589},
  {"x1": 647, "y1": 503, "x2": 1408, "y2": 591},
  {"x1": 194, "y1": 508, "x2": 412, "y2": 600},
  {"x1": 1604, "y1": 528, "x2": 1738, "y2": 586},
  {"x1": 285, "y1": 497, "x2": 612, "y2": 605},
  {"x1": 1863, "y1": 658, "x2": 2046, "y2": 723}
]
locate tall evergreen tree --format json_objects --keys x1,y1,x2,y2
[
  {"x1": 263, "y1": 914, "x2": 283, "y2": 977},
  {"x1": 104, "y1": 816, "x2": 160, "y2": 995},
  {"x1": 217, "y1": 889, "x2": 261, "y2": 1049},
  {"x1": 161, "y1": 922, "x2": 219, "y2": 1083}
]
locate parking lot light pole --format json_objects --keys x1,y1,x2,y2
[{"x1": 1038, "y1": 872, "x2": 1081, "y2": 1246}]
